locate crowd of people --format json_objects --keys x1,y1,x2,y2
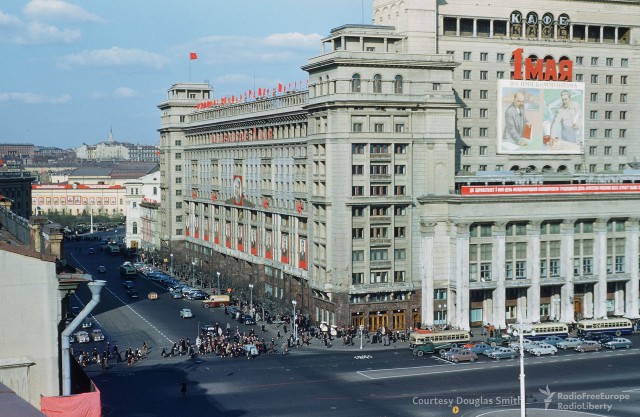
[{"x1": 75, "y1": 340, "x2": 148, "y2": 369}]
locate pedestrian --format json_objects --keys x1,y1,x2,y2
[{"x1": 180, "y1": 382, "x2": 187, "y2": 397}]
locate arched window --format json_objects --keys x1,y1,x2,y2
[
  {"x1": 132, "y1": 222, "x2": 138, "y2": 234},
  {"x1": 153, "y1": 186, "x2": 157, "y2": 195},
  {"x1": 393, "y1": 75, "x2": 403, "y2": 94},
  {"x1": 373, "y1": 74, "x2": 382, "y2": 93},
  {"x1": 351, "y1": 74, "x2": 361, "y2": 93}
]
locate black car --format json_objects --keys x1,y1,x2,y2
[
  {"x1": 126, "y1": 289, "x2": 139, "y2": 298},
  {"x1": 123, "y1": 280, "x2": 135, "y2": 290},
  {"x1": 240, "y1": 315, "x2": 256, "y2": 325},
  {"x1": 583, "y1": 333, "x2": 613, "y2": 343}
]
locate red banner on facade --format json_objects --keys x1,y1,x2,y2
[{"x1": 461, "y1": 183, "x2": 640, "y2": 196}]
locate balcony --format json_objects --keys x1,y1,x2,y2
[
  {"x1": 370, "y1": 216, "x2": 391, "y2": 224},
  {"x1": 370, "y1": 174, "x2": 392, "y2": 182},
  {"x1": 370, "y1": 153, "x2": 391, "y2": 161},
  {"x1": 370, "y1": 237, "x2": 391, "y2": 246},
  {"x1": 370, "y1": 259, "x2": 392, "y2": 269}
]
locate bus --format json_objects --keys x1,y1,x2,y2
[
  {"x1": 120, "y1": 264, "x2": 137, "y2": 279},
  {"x1": 107, "y1": 244, "x2": 120, "y2": 255},
  {"x1": 409, "y1": 330, "x2": 471, "y2": 349},
  {"x1": 506, "y1": 322, "x2": 569, "y2": 340},
  {"x1": 576, "y1": 318, "x2": 633, "y2": 337}
]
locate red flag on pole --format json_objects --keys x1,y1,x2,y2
[
  {"x1": 189, "y1": 52, "x2": 198, "y2": 60},
  {"x1": 278, "y1": 83, "x2": 284, "y2": 93}
]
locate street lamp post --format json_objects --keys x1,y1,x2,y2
[
  {"x1": 507, "y1": 322, "x2": 535, "y2": 417},
  {"x1": 170, "y1": 253, "x2": 174, "y2": 276},
  {"x1": 216, "y1": 272, "x2": 221, "y2": 295},
  {"x1": 292, "y1": 300, "x2": 298, "y2": 342},
  {"x1": 437, "y1": 304, "x2": 444, "y2": 330},
  {"x1": 249, "y1": 284, "x2": 254, "y2": 315},
  {"x1": 191, "y1": 261, "x2": 196, "y2": 288}
]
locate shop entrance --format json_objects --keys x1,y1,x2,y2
[
  {"x1": 369, "y1": 312, "x2": 388, "y2": 331},
  {"x1": 393, "y1": 310, "x2": 405, "y2": 330}
]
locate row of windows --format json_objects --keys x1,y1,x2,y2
[
  {"x1": 459, "y1": 70, "x2": 629, "y2": 84},
  {"x1": 575, "y1": 56, "x2": 629, "y2": 67},
  {"x1": 464, "y1": 145, "x2": 627, "y2": 157},
  {"x1": 352, "y1": 226, "x2": 406, "y2": 239},
  {"x1": 352, "y1": 123, "x2": 406, "y2": 133},
  {"x1": 352, "y1": 205, "x2": 407, "y2": 217},
  {"x1": 351, "y1": 271, "x2": 406, "y2": 284},
  {"x1": 461, "y1": 128, "x2": 627, "y2": 139},
  {"x1": 461, "y1": 52, "x2": 629, "y2": 69},
  {"x1": 351, "y1": 74, "x2": 403, "y2": 94},
  {"x1": 351, "y1": 249, "x2": 407, "y2": 262},
  {"x1": 352, "y1": 164, "x2": 406, "y2": 175},
  {"x1": 352, "y1": 144, "x2": 408, "y2": 154},
  {"x1": 34, "y1": 197, "x2": 121, "y2": 205},
  {"x1": 459, "y1": 163, "x2": 629, "y2": 173},
  {"x1": 352, "y1": 185, "x2": 406, "y2": 196}
]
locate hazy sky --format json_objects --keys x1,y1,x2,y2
[{"x1": 1, "y1": 0, "x2": 373, "y2": 149}]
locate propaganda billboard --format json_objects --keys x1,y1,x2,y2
[{"x1": 497, "y1": 79, "x2": 584, "y2": 154}]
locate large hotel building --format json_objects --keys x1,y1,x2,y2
[{"x1": 158, "y1": 0, "x2": 639, "y2": 331}]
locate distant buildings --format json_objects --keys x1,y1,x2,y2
[
  {"x1": 0, "y1": 170, "x2": 36, "y2": 218},
  {"x1": 124, "y1": 168, "x2": 161, "y2": 251},
  {"x1": 74, "y1": 130, "x2": 159, "y2": 162}
]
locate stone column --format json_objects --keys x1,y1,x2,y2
[
  {"x1": 625, "y1": 218, "x2": 639, "y2": 318},
  {"x1": 489, "y1": 19, "x2": 494, "y2": 37},
  {"x1": 456, "y1": 18, "x2": 460, "y2": 37},
  {"x1": 561, "y1": 219, "x2": 576, "y2": 322},
  {"x1": 614, "y1": 283, "x2": 625, "y2": 316},
  {"x1": 594, "y1": 219, "x2": 608, "y2": 318},
  {"x1": 473, "y1": 19, "x2": 477, "y2": 37},
  {"x1": 492, "y1": 222, "x2": 506, "y2": 329},
  {"x1": 527, "y1": 220, "x2": 542, "y2": 322},
  {"x1": 420, "y1": 222, "x2": 437, "y2": 327},
  {"x1": 455, "y1": 223, "x2": 470, "y2": 330}
]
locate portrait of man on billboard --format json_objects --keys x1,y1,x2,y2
[
  {"x1": 233, "y1": 175, "x2": 243, "y2": 206},
  {"x1": 550, "y1": 90, "x2": 582, "y2": 143},
  {"x1": 503, "y1": 91, "x2": 532, "y2": 147}
]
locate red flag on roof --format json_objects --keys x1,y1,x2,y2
[
  {"x1": 189, "y1": 52, "x2": 198, "y2": 60},
  {"x1": 278, "y1": 83, "x2": 283, "y2": 93}
]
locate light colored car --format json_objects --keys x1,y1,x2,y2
[
  {"x1": 574, "y1": 340, "x2": 602, "y2": 352},
  {"x1": 91, "y1": 329, "x2": 104, "y2": 342},
  {"x1": 75, "y1": 331, "x2": 90, "y2": 343},
  {"x1": 541, "y1": 336, "x2": 565, "y2": 346},
  {"x1": 180, "y1": 308, "x2": 193, "y2": 319},
  {"x1": 603, "y1": 337, "x2": 632, "y2": 349},
  {"x1": 172, "y1": 290, "x2": 183, "y2": 299},
  {"x1": 529, "y1": 343, "x2": 557, "y2": 356},
  {"x1": 440, "y1": 347, "x2": 466, "y2": 359},
  {"x1": 509, "y1": 338, "x2": 536, "y2": 351},
  {"x1": 97, "y1": 266, "x2": 106, "y2": 273},
  {"x1": 448, "y1": 349, "x2": 479, "y2": 363},
  {"x1": 81, "y1": 318, "x2": 93, "y2": 329},
  {"x1": 556, "y1": 337, "x2": 584, "y2": 350}
]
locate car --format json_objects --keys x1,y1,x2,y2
[
  {"x1": 186, "y1": 291, "x2": 207, "y2": 300},
  {"x1": 226, "y1": 306, "x2": 238, "y2": 315},
  {"x1": 541, "y1": 336, "x2": 565, "y2": 346},
  {"x1": 528, "y1": 343, "x2": 557, "y2": 356},
  {"x1": 240, "y1": 315, "x2": 256, "y2": 325},
  {"x1": 466, "y1": 342, "x2": 493, "y2": 354},
  {"x1": 91, "y1": 329, "x2": 104, "y2": 342},
  {"x1": 486, "y1": 335, "x2": 512, "y2": 347},
  {"x1": 485, "y1": 347, "x2": 517, "y2": 360},
  {"x1": 180, "y1": 308, "x2": 193, "y2": 319},
  {"x1": 583, "y1": 333, "x2": 613, "y2": 344},
  {"x1": 171, "y1": 290, "x2": 183, "y2": 299},
  {"x1": 75, "y1": 330, "x2": 90, "y2": 343},
  {"x1": 603, "y1": 337, "x2": 632, "y2": 349},
  {"x1": 133, "y1": 262, "x2": 145, "y2": 271},
  {"x1": 81, "y1": 318, "x2": 93, "y2": 329},
  {"x1": 123, "y1": 281, "x2": 135, "y2": 290},
  {"x1": 574, "y1": 340, "x2": 602, "y2": 352},
  {"x1": 556, "y1": 337, "x2": 584, "y2": 350},
  {"x1": 88, "y1": 248, "x2": 95, "y2": 254},
  {"x1": 97, "y1": 266, "x2": 106, "y2": 273},
  {"x1": 413, "y1": 342, "x2": 457, "y2": 356},
  {"x1": 440, "y1": 347, "x2": 466, "y2": 359},
  {"x1": 448, "y1": 349, "x2": 479, "y2": 363},
  {"x1": 126, "y1": 288, "x2": 139, "y2": 298}
]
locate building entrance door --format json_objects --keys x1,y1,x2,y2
[
  {"x1": 574, "y1": 298, "x2": 583, "y2": 321},
  {"x1": 393, "y1": 310, "x2": 405, "y2": 330},
  {"x1": 351, "y1": 314, "x2": 365, "y2": 328},
  {"x1": 369, "y1": 312, "x2": 388, "y2": 331}
]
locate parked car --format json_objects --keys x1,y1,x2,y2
[
  {"x1": 226, "y1": 306, "x2": 238, "y2": 316},
  {"x1": 171, "y1": 290, "x2": 183, "y2": 299},
  {"x1": 240, "y1": 315, "x2": 256, "y2": 325},
  {"x1": 81, "y1": 318, "x2": 93, "y2": 329},
  {"x1": 126, "y1": 288, "x2": 139, "y2": 298},
  {"x1": 180, "y1": 308, "x2": 193, "y2": 319},
  {"x1": 75, "y1": 330, "x2": 90, "y2": 343},
  {"x1": 440, "y1": 347, "x2": 466, "y2": 360},
  {"x1": 556, "y1": 337, "x2": 584, "y2": 350},
  {"x1": 123, "y1": 280, "x2": 135, "y2": 290},
  {"x1": 603, "y1": 337, "x2": 632, "y2": 349},
  {"x1": 97, "y1": 265, "x2": 106, "y2": 273},
  {"x1": 574, "y1": 340, "x2": 602, "y2": 352},
  {"x1": 91, "y1": 329, "x2": 105, "y2": 342},
  {"x1": 529, "y1": 343, "x2": 558, "y2": 356},
  {"x1": 448, "y1": 349, "x2": 479, "y2": 363},
  {"x1": 190, "y1": 292, "x2": 207, "y2": 300},
  {"x1": 413, "y1": 342, "x2": 457, "y2": 356},
  {"x1": 466, "y1": 342, "x2": 494, "y2": 354},
  {"x1": 541, "y1": 336, "x2": 565, "y2": 346},
  {"x1": 485, "y1": 347, "x2": 517, "y2": 360},
  {"x1": 486, "y1": 335, "x2": 513, "y2": 347}
]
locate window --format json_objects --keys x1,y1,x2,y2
[
  {"x1": 480, "y1": 52, "x2": 488, "y2": 61},
  {"x1": 605, "y1": 129, "x2": 612, "y2": 138},
  {"x1": 480, "y1": 71, "x2": 488, "y2": 80},
  {"x1": 374, "y1": 123, "x2": 384, "y2": 133},
  {"x1": 575, "y1": 56, "x2": 583, "y2": 65},
  {"x1": 620, "y1": 111, "x2": 627, "y2": 120},
  {"x1": 575, "y1": 74, "x2": 583, "y2": 82},
  {"x1": 175, "y1": 140, "x2": 181, "y2": 146},
  {"x1": 462, "y1": 127, "x2": 471, "y2": 137},
  {"x1": 352, "y1": 228, "x2": 364, "y2": 239},
  {"x1": 463, "y1": 108, "x2": 471, "y2": 118},
  {"x1": 370, "y1": 165, "x2": 388, "y2": 175},
  {"x1": 175, "y1": 152, "x2": 182, "y2": 159},
  {"x1": 620, "y1": 129, "x2": 627, "y2": 138},
  {"x1": 479, "y1": 128, "x2": 488, "y2": 137},
  {"x1": 462, "y1": 146, "x2": 471, "y2": 156},
  {"x1": 394, "y1": 206, "x2": 406, "y2": 216},
  {"x1": 394, "y1": 227, "x2": 405, "y2": 238},
  {"x1": 497, "y1": 53, "x2": 504, "y2": 62},
  {"x1": 394, "y1": 144, "x2": 407, "y2": 154},
  {"x1": 619, "y1": 146, "x2": 626, "y2": 155},
  {"x1": 394, "y1": 123, "x2": 405, "y2": 133},
  {"x1": 370, "y1": 249, "x2": 388, "y2": 261},
  {"x1": 589, "y1": 146, "x2": 597, "y2": 156},
  {"x1": 480, "y1": 90, "x2": 488, "y2": 100},
  {"x1": 394, "y1": 165, "x2": 406, "y2": 174},
  {"x1": 394, "y1": 249, "x2": 406, "y2": 260},
  {"x1": 370, "y1": 185, "x2": 387, "y2": 195},
  {"x1": 433, "y1": 83, "x2": 441, "y2": 90},
  {"x1": 606, "y1": 75, "x2": 613, "y2": 84},
  {"x1": 591, "y1": 57, "x2": 598, "y2": 66},
  {"x1": 352, "y1": 207, "x2": 364, "y2": 217},
  {"x1": 352, "y1": 186, "x2": 364, "y2": 196},
  {"x1": 591, "y1": 74, "x2": 598, "y2": 83},
  {"x1": 590, "y1": 92, "x2": 598, "y2": 102},
  {"x1": 479, "y1": 146, "x2": 487, "y2": 156},
  {"x1": 352, "y1": 143, "x2": 365, "y2": 154},
  {"x1": 370, "y1": 271, "x2": 388, "y2": 283},
  {"x1": 176, "y1": 189, "x2": 182, "y2": 196},
  {"x1": 352, "y1": 165, "x2": 364, "y2": 175},
  {"x1": 621, "y1": 58, "x2": 628, "y2": 67},
  {"x1": 175, "y1": 177, "x2": 182, "y2": 184},
  {"x1": 462, "y1": 165, "x2": 471, "y2": 172},
  {"x1": 372, "y1": 74, "x2": 382, "y2": 93},
  {"x1": 621, "y1": 76, "x2": 628, "y2": 84},
  {"x1": 479, "y1": 165, "x2": 487, "y2": 171},
  {"x1": 605, "y1": 93, "x2": 612, "y2": 102},
  {"x1": 394, "y1": 185, "x2": 406, "y2": 195},
  {"x1": 589, "y1": 164, "x2": 597, "y2": 173},
  {"x1": 606, "y1": 57, "x2": 613, "y2": 66},
  {"x1": 463, "y1": 51, "x2": 471, "y2": 60},
  {"x1": 175, "y1": 202, "x2": 183, "y2": 209},
  {"x1": 352, "y1": 250, "x2": 364, "y2": 261},
  {"x1": 497, "y1": 71, "x2": 505, "y2": 79},
  {"x1": 605, "y1": 111, "x2": 612, "y2": 120},
  {"x1": 393, "y1": 75, "x2": 403, "y2": 93},
  {"x1": 175, "y1": 215, "x2": 182, "y2": 223},
  {"x1": 590, "y1": 110, "x2": 598, "y2": 120},
  {"x1": 175, "y1": 165, "x2": 182, "y2": 171},
  {"x1": 351, "y1": 74, "x2": 361, "y2": 92},
  {"x1": 463, "y1": 89, "x2": 471, "y2": 99},
  {"x1": 480, "y1": 108, "x2": 488, "y2": 118},
  {"x1": 352, "y1": 273, "x2": 364, "y2": 285},
  {"x1": 370, "y1": 144, "x2": 389, "y2": 154},
  {"x1": 463, "y1": 70, "x2": 471, "y2": 79},
  {"x1": 394, "y1": 271, "x2": 406, "y2": 283},
  {"x1": 604, "y1": 146, "x2": 611, "y2": 156},
  {"x1": 620, "y1": 93, "x2": 627, "y2": 103}
]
